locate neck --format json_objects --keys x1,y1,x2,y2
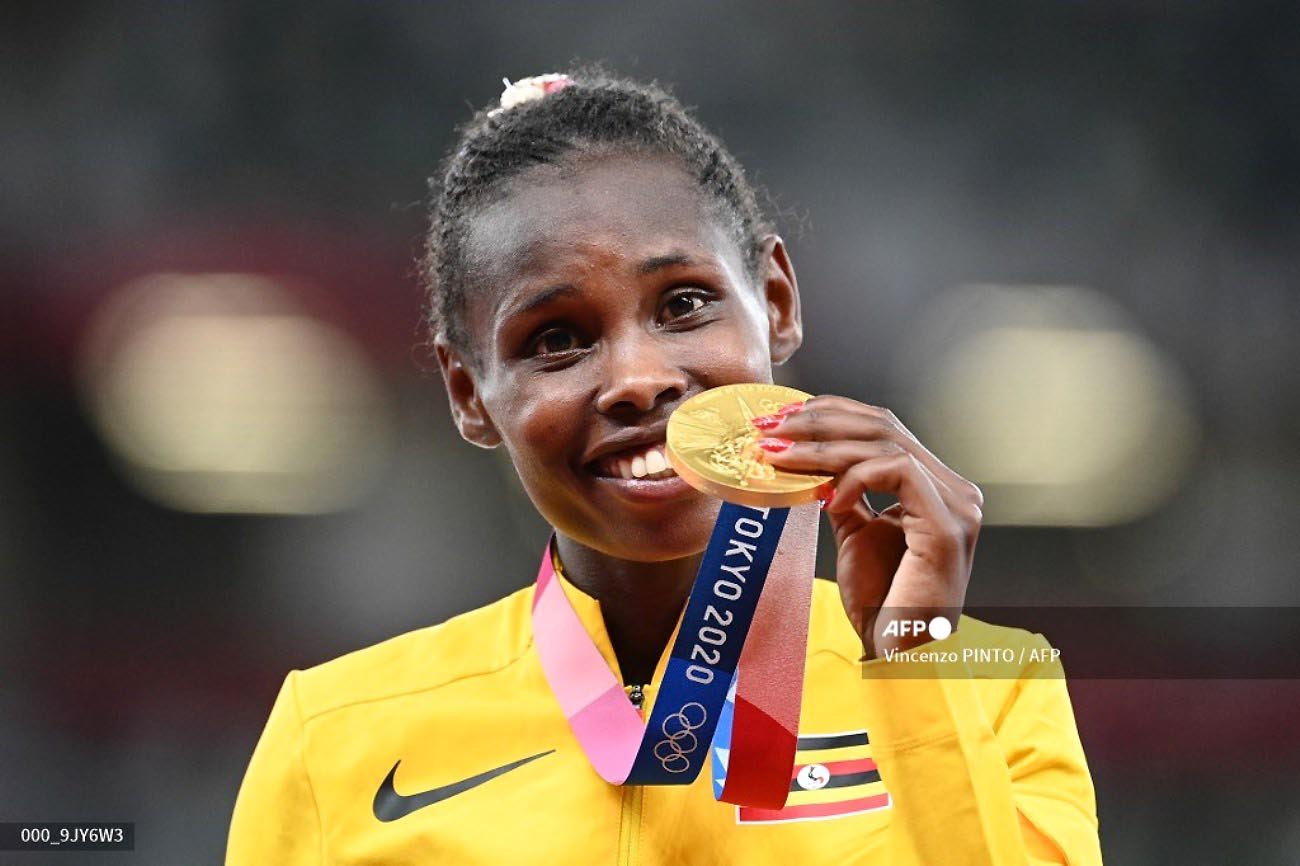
[{"x1": 554, "y1": 533, "x2": 702, "y2": 687}]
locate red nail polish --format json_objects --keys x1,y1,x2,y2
[
  {"x1": 816, "y1": 481, "x2": 836, "y2": 509},
  {"x1": 777, "y1": 401, "x2": 805, "y2": 416},
  {"x1": 751, "y1": 414, "x2": 782, "y2": 431},
  {"x1": 757, "y1": 437, "x2": 793, "y2": 453}
]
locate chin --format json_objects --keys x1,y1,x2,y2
[{"x1": 571, "y1": 496, "x2": 721, "y2": 563}]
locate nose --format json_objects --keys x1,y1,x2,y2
[{"x1": 594, "y1": 328, "x2": 687, "y2": 417}]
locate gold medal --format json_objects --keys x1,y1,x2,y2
[{"x1": 666, "y1": 383, "x2": 831, "y2": 507}]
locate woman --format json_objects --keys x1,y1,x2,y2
[{"x1": 227, "y1": 70, "x2": 1102, "y2": 865}]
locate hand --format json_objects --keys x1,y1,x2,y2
[{"x1": 751, "y1": 396, "x2": 983, "y2": 659}]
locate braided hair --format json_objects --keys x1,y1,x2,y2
[{"x1": 422, "y1": 69, "x2": 774, "y2": 362}]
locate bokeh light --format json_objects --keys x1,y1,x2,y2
[
  {"x1": 79, "y1": 273, "x2": 393, "y2": 514},
  {"x1": 897, "y1": 284, "x2": 1200, "y2": 526}
]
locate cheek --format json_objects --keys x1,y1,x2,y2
[
  {"x1": 701, "y1": 312, "x2": 774, "y2": 383},
  {"x1": 495, "y1": 382, "x2": 581, "y2": 474}
]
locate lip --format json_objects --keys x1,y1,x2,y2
[
  {"x1": 592, "y1": 472, "x2": 697, "y2": 504},
  {"x1": 583, "y1": 422, "x2": 671, "y2": 466}
]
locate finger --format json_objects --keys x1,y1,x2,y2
[
  {"x1": 822, "y1": 493, "x2": 881, "y2": 526},
  {"x1": 761, "y1": 403, "x2": 947, "y2": 483},
  {"x1": 759, "y1": 397, "x2": 983, "y2": 511},
  {"x1": 824, "y1": 452, "x2": 949, "y2": 524},
  {"x1": 825, "y1": 502, "x2": 908, "y2": 637},
  {"x1": 767, "y1": 409, "x2": 927, "y2": 509},
  {"x1": 805, "y1": 445, "x2": 975, "y2": 546},
  {"x1": 759, "y1": 404, "x2": 890, "y2": 445},
  {"x1": 832, "y1": 398, "x2": 983, "y2": 512},
  {"x1": 761, "y1": 437, "x2": 906, "y2": 476},
  {"x1": 912, "y1": 453, "x2": 983, "y2": 551},
  {"x1": 763, "y1": 438, "x2": 916, "y2": 515},
  {"x1": 764, "y1": 436, "x2": 980, "y2": 531},
  {"x1": 831, "y1": 454, "x2": 965, "y2": 568}
]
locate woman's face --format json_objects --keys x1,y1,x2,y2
[{"x1": 440, "y1": 154, "x2": 802, "y2": 562}]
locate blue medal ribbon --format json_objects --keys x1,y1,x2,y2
[{"x1": 625, "y1": 502, "x2": 789, "y2": 784}]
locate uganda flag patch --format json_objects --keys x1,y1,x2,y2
[{"x1": 735, "y1": 730, "x2": 891, "y2": 824}]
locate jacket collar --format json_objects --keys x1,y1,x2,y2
[{"x1": 548, "y1": 541, "x2": 680, "y2": 691}]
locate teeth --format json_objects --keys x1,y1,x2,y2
[
  {"x1": 645, "y1": 450, "x2": 667, "y2": 474},
  {"x1": 599, "y1": 444, "x2": 677, "y2": 480}
]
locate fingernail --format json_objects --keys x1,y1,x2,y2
[
  {"x1": 751, "y1": 414, "x2": 783, "y2": 431},
  {"x1": 816, "y1": 481, "x2": 836, "y2": 510},
  {"x1": 757, "y1": 437, "x2": 793, "y2": 453},
  {"x1": 776, "y1": 401, "x2": 805, "y2": 416}
]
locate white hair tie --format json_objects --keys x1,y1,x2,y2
[{"x1": 488, "y1": 73, "x2": 573, "y2": 117}]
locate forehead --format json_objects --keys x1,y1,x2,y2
[{"x1": 461, "y1": 154, "x2": 740, "y2": 325}]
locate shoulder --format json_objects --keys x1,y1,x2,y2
[{"x1": 290, "y1": 583, "x2": 536, "y2": 724}]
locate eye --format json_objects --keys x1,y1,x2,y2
[
  {"x1": 658, "y1": 289, "x2": 713, "y2": 324},
  {"x1": 527, "y1": 326, "x2": 582, "y2": 357}
]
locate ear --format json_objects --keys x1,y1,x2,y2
[
  {"x1": 433, "y1": 335, "x2": 502, "y2": 449},
  {"x1": 759, "y1": 235, "x2": 803, "y2": 365}
]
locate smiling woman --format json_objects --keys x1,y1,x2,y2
[
  {"x1": 226, "y1": 70, "x2": 1102, "y2": 865},
  {"x1": 445, "y1": 153, "x2": 797, "y2": 571}
]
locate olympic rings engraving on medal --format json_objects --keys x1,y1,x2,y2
[{"x1": 653, "y1": 702, "x2": 708, "y2": 773}]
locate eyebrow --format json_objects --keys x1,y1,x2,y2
[
  {"x1": 637, "y1": 252, "x2": 697, "y2": 275},
  {"x1": 497, "y1": 253, "x2": 702, "y2": 328},
  {"x1": 497, "y1": 283, "x2": 578, "y2": 329}
]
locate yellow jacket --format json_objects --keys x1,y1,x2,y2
[{"x1": 227, "y1": 573, "x2": 1101, "y2": 864}]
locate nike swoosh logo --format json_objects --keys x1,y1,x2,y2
[{"x1": 373, "y1": 750, "x2": 555, "y2": 822}]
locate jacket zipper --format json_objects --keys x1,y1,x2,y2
[{"x1": 618, "y1": 685, "x2": 645, "y2": 866}]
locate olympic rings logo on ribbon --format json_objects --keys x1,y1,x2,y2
[{"x1": 652, "y1": 702, "x2": 708, "y2": 774}]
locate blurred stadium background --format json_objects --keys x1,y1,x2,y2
[{"x1": 3, "y1": 2, "x2": 1298, "y2": 862}]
